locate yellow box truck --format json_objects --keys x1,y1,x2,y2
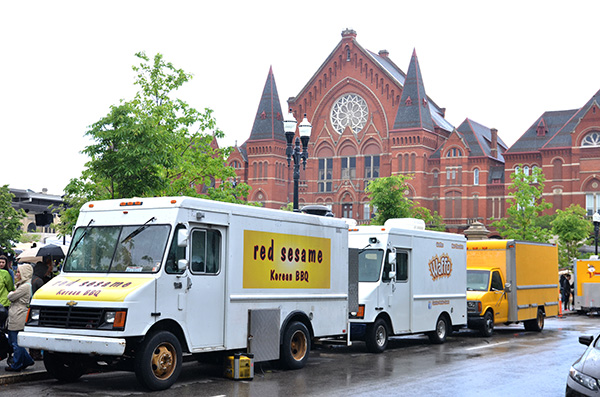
[{"x1": 466, "y1": 240, "x2": 559, "y2": 337}]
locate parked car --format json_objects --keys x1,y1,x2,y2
[{"x1": 567, "y1": 333, "x2": 600, "y2": 396}]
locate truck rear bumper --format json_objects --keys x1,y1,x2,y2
[{"x1": 19, "y1": 331, "x2": 126, "y2": 356}]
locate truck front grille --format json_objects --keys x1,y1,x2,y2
[{"x1": 39, "y1": 306, "x2": 104, "y2": 329}]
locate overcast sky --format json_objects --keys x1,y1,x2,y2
[{"x1": 2, "y1": 1, "x2": 599, "y2": 195}]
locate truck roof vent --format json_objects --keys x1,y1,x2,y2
[{"x1": 384, "y1": 218, "x2": 426, "y2": 231}]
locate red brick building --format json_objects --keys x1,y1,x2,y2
[
  {"x1": 227, "y1": 29, "x2": 600, "y2": 231},
  {"x1": 504, "y1": 89, "x2": 600, "y2": 217}
]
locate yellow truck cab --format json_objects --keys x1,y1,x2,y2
[{"x1": 466, "y1": 240, "x2": 559, "y2": 337}]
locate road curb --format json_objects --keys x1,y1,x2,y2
[{"x1": 0, "y1": 370, "x2": 51, "y2": 385}]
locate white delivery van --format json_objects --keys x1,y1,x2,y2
[
  {"x1": 348, "y1": 218, "x2": 467, "y2": 353},
  {"x1": 20, "y1": 197, "x2": 354, "y2": 390}
]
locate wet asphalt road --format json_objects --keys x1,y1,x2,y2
[{"x1": 3, "y1": 314, "x2": 599, "y2": 397}]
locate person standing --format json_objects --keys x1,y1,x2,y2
[
  {"x1": 0, "y1": 256, "x2": 14, "y2": 329},
  {"x1": 561, "y1": 274, "x2": 572, "y2": 311},
  {"x1": 5, "y1": 264, "x2": 34, "y2": 372},
  {"x1": 31, "y1": 262, "x2": 49, "y2": 295},
  {"x1": 29, "y1": 262, "x2": 50, "y2": 361},
  {"x1": 0, "y1": 255, "x2": 14, "y2": 284}
]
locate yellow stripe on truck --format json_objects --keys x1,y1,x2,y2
[{"x1": 34, "y1": 276, "x2": 154, "y2": 302}]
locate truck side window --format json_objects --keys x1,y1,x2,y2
[
  {"x1": 166, "y1": 224, "x2": 186, "y2": 274},
  {"x1": 490, "y1": 271, "x2": 503, "y2": 291},
  {"x1": 191, "y1": 229, "x2": 221, "y2": 274},
  {"x1": 396, "y1": 251, "x2": 408, "y2": 282}
]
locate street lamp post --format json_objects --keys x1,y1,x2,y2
[
  {"x1": 283, "y1": 109, "x2": 312, "y2": 212},
  {"x1": 593, "y1": 212, "x2": 600, "y2": 256}
]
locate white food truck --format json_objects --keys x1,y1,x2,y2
[
  {"x1": 348, "y1": 219, "x2": 467, "y2": 352},
  {"x1": 20, "y1": 197, "x2": 354, "y2": 390}
]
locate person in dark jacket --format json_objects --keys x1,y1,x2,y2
[
  {"x1": 561, "y1": 274, "x2": 572, "y2": 310},
  {"x1": 31, "y1": 262, "x2": 49, "y2": 295}
]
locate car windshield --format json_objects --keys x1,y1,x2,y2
[
  {"x1": 358, "y1": 249, "x2": 384, "y2": 282},
  {"x1": 63, "y1": 224, "x2": 171, "y2": 273},
  {"x1": 467, "y1": 270, "x2": 490, "y2": 291}
]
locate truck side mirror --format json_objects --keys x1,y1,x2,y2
[
  {"x1": 504, "y1": 283, "x2": 512, "y2": 293},
  {"x1": 177, "y1": 259, "x2": 188, "y2": 272},
  {"x1": 177, "y1": 229, "x2": 188, "y2": 248},
  {"x1": 388, "y1": 270, "x2": 396, "y2": 280}
]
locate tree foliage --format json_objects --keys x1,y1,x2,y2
[
  {"x1": 490, "y1": 166, "x2": 552, "y2": 242},
  {"x1": 57, "y1": 52, "x2": 249, "y2": 235},
  {"x1": 551, "y1": 204, "x2": 593, "y2": 269},
  {"x1": 366, "y1": 175, "x2": 414, "y2": 225},
  {"x1": 366, "y1": 175, "x2": 446, "y2": 230},
  {"x1": 0, "y1": 185, "x2": 26, "y2": 255}
]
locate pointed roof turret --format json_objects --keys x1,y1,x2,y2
[
  {"x1": 393, "y1": 49, "x2": 434, "y2": 131},
  {"x1": 248, "y1": 66, "x2": 286, "y2": 142}
]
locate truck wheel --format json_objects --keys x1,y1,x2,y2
[
  {"x1": 365, "y1": 318, "x2": 389, "y2": 353},
  {"x1": 43, "y1": 352, "x2": 86, "y2": 382},
  {"x1": 480, "y1": 311, "x2": 494, "y2": 337},
  {"x1": 134, "y1": 330, "x2": 182, "y2": 391},
  {"x1": 428, "y1": 314, "x2": 449, "y2": 344},
  {"x1": 280, "y1": 321, "x2": 310, "y2": 370},
  {"x1": 524, "y1": 308, "x2": 545, "y2": 332}
]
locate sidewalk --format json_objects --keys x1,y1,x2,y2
[{"x1": 0, "y1": 357, "x2": 51, "y2": 385}]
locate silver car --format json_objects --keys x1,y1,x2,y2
[{"x1": 567, "y1": 334, "x2": 600, "y2": 396}]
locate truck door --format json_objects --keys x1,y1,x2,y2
[
  {"x1": 184, "y1": 226, "x2": 226, "y2": 348},
  {"x1": 157, "y1": 225, "x2": 226, "y2": 350},
  {"x1": 490, "y1": 270, "x2": 508, "y2": 323},
  {"x1": 380, "y1": 249, "x2": 411, "y2": 333}
]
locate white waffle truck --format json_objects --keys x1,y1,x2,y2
[
  {"x1": 348, "y1": 219, "x2": 467, "y2": 352},
  {"x1": 20, "y1": 197, "x2": 353, "y2": 390}
]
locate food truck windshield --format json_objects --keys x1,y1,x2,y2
[{"x1": 64, "y1": 223, "x2": 171, "y2": 273}]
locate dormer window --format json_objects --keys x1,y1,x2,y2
[
  {"x1": 405, "y1": 96, "x2": 412, "y2": 106},
  {"x1": 446, "y1": 148, "x2": 462, "y2": 157},
  {"x1": 536, "y1": 118, "x2": 548, "y2": 137}
]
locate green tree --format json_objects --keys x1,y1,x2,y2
[
  {"x1": 280, "y1": 202, "x2": 294, "y2": 212},
  {"x1": 490, "y1": 165, "x2": 552, "y2": 242},
  {"x1": 365, "y1": 175, "x2": 446, "y2": 230},
  {"x1": 58, "y1": 52, "x2": 249, "y2": 234},
  {"x1": 412, "y1": 207, "x2": 446, "y2": 232},
  {"x1": 551, "y1": 204, "x2": 593, "y2": 269},
  {"x1": 0, "y1": 185, "x2": 26, "y2": 255},
  {"x1": 366, "y1": 175, "x2": 414, "y2": 225}
]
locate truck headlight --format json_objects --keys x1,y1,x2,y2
[
  {"x1": 100, "y1": 310, "x2": 127, "y2": 330},
  {"x1": 467, "y1": 301, "x2": 482, "y2": 313},
  {"x1": 26, "y1": 308, "x2": 40, "y2": 326},
  {"x1": 350, "y1": 305, "x2": 365, "y2": 319},
  {"x1": 570, "y1": 366, "x2": 600, "y2": 391}
]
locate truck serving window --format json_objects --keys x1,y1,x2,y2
[
  {"x1": 64, "y1": 225, "x2": 171, "y2": 273},
  {"x1": 467, "y1": 270, "x2": 490, "y2": 291},
  {"x1": 358, "y1": 249, "x2": 384, "y2": 282}
]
